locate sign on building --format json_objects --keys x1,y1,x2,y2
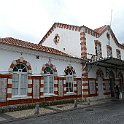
[{"x1": 0, "y1": 78, "x2": 7, "y2": 102}]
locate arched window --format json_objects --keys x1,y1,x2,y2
[
  {"x1": 42, "y1": 63, "x2": 57, "y2": 95},
  {"x1": 64, "y1": 66, "x2": 75, "y2": 93},
  {"x1": 44, "y1": 66, "x2": 54, "y2": 94},
  {"x1": 12, "y1": 63, "x2": 28, "y2": 97}
]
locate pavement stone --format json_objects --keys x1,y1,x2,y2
[
  {"x1": 0, "y1": 117, "x2": 6, "y2": 122},
  {"x1": 0, "y1": 98, "x2": 112, "y2": 123}
]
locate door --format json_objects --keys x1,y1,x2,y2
[{"x1": 98, "y1": 77, "x2": 103, "y2": 97}]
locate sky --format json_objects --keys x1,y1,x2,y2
[{"x1": 0, "y1": 0, "x2": 124, "y2": 44}]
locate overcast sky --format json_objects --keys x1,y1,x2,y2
[{"x1": 0, "y1": 0, "x2": 124, "y2": 44}]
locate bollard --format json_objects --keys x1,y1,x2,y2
[
  {"x1": 74, "y1": 99, "x2": 77, "y2": 108},
  {"x1": 34, "y1": 104, "x2": 40, "y2": 115}
]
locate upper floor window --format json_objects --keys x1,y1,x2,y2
[
  {"x1": 94, "y1": 40, "x2": 102, "y2": 59},
  {"x1": 12, "y1": 63, "x2": 28, "y2": 97},
  {"x1": 116, "y1": 49, "x2": 121, "y2": 59},
  {"x1": 107, "y1": 45, "x2": 112, "y2": 57}
]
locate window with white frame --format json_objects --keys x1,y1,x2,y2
[
  {"x1": 12, "y1": 63, "x2": 28, "y2": 97},
  {"x1": 65, "y1": 67, "x2": 74, "y2": 93},
  {"x1": 44, "y1": 66, "x2": 54, "y2": 94}
]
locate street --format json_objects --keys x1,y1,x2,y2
[{"x1": 3, "y1": 100, "x2": 124, "y2": 124}]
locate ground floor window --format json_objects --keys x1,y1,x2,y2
[
  {"x1": 12, "y1": 63, "x2": 28, "y2": 97},
  {"x1": 12, "y1": 73, "x2": 28, "y2": 96},
  {"x1": 44, "y1": 75, "x2": 54, "y2": 94},
  {"x1": 66, "y1": 76, "x2": 73, "y2": 93}
]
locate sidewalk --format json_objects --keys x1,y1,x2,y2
[{"x1": 0, "y1": 98, "x2": 112, "y2": 123}]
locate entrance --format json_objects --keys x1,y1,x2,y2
[{"x1": 98, "y1": 77, "x2": 103, "y2": 97}]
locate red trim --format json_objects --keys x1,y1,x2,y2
[
  {"x1": 28, "y1": 93, "x2": 32, "y2": 96},
  {"x1": 7, "y1": 93, "x2": 12, "y2": 98},
  {"x1": 80, "y1": 32, "x2": 85, "y2": 35},
  {"x1": 82, "y1": 78, "x2": 88, "y2": 81},
  {"x1": 82, "y1": 83, "x2": 88, "y2": 86},
  {"x1": 7, "y1": 84, "x2": 12, "y2": 88},
  {"x1": 80, "y1": 37, "x2": 86, "y2": 40},
  {"x1": 40, "y1": 84, "x2": 44, "y2": 88},
  {"x1": 28, "y1": 84, "x2": 32, "y2": 88},
  {"x1": 83, "y1": 94, "x2": 89, "y2": 97}
]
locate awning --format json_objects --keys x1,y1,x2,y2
[{"x1": 87, "y1": 57, "x2": 124, "y2": 70}]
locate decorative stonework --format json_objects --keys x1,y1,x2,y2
[
  {"x1": 9, "y1": 57, "x2": 32, "y2": 74},
  {"x1": 82, "y1": 63, "x2": 89, "y2": 97},
  {"x1": 53, "y1": 34, "x2": 60, "y2": 45},
  {"x1": 80, "y1": 31, "x2": 87, "y2": 59},
  {"x1": 64, "y1": 65, "x2": 76, "y2": 76},
  {"x1": 41, "y1": 63, "x2": 57, "y2": 75},
  {"x1": 106, "y1": 32, "x2": 110, "y2": 40}
]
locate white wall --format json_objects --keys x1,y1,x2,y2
[
  {"x1": 86, "y1": 33, "x2": 97, "y2": 59},
  {"x1": 86, "y1": 29, "x2": 124, "y2": 60},
  {"x1": 0, "y1": 44, "x2": 82, "y2": 77},
  {"x1": 42, "y1": 28, "x2": 81, "y2": 58}
]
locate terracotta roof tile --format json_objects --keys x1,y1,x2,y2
[
  {"x1": 94, "y1": 25, "x2": 108, "y2": 34},
  {"x1": 0, "y1": 37, "x2": 70, "y2": 57}
]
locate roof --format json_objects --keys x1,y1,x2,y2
[
  {"x1": 39, "y1": 22, "x2": 124, "y2": 50},
  {"x1": 87, "y1": 57, "x2": 124, "y2": 70},
  {"x1": 39, "y1": 22, "x2": 80, "y2": 44},
  {"x1": 0, "y1": 37, "x2": 70, "y2": 57},
  {"x1": 94, "y1": 25, "x2": 108, "y2": 34},
  {"x1": 95, "y1": 25, "x2": 124, "y2": 49}
]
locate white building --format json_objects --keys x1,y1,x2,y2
[{"x1": 0, "y1": 22, "x2": 124, "y2": 106}]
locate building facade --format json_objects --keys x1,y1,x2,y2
[
  {"x1": 40, "y1": 23, "x2": 124, "y2": 101},
  {"x1": 0, "y1": 23, "x2": 124, "y2": 106}
]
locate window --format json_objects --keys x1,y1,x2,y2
[
  {"x1": 107, "y1": 45, "x2": 112, "y2": 57},
  {"x1": 116, "y1": 49, "x2": 121, "y2": 59},
  {"x1": 44, "y1": 66, "x2": 54, "y2": 94},
  {"x1": 66, "y1": 76, "x2": 73, "y2": 92},
  {"x1": 95, "y1": 40, "x2": 102, "y2": 59},
  {"x1": 65, "y1": 66, "x2": 74, "y2": 93},
  {"x1": 12, "y1": 63, "x2": 28, "y2": 97},
  {"x1": 96, "y1": 43, "x2": 101, "y2": 59}
]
